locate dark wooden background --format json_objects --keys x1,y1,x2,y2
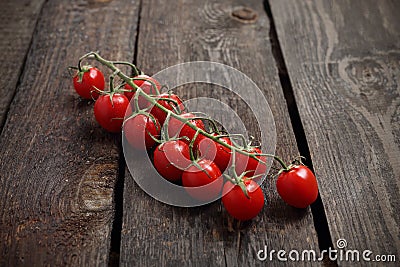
[{"x1": 0, "y1": 0, "x2": 399, "y2": 266}]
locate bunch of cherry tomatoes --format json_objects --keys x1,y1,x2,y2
[{"x1": 71, "y1": 52, "x2": 319, "y2": 221}]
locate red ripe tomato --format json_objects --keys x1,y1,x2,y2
[
  {"x1": 124, "y1": 114, "x2": 161, "y2": 151},
  {"x1": 150, "y1": 93, "x2": 185, "y2": 125},
  {"x1": 73, "y1": 67, "x2": 105, "y2": 100},
  {"x1": 276, "y1": 165, "x2": 318, "y2": 208},
  {"x1": 222, "y1": 178, "x2": 264, "y2": 221},
  {"x1": 182, "y1": 159, "x2": 223, "y2": 201},
  {"x1": 124, "y1": 75, "x2": 161, "y2": 108},
  {"x1": 235, "y1": 147, "x2": 267, "y2": 179},
  {"x1": 167, "y1": 113, "x2": 205, "y2": 147},
  {"x1": 153, "y1": 140, "x2": 191, "y2": 182},
  {"x1": 94, "y1": 93, "x2": 129, "y2": 133},
  {"x1": 197, "y1": 134, "x2": 232, "y2": 172}
]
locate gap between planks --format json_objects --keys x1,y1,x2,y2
[
  {"x1": 264, "y1": 1, "x2": 337, "y2": 265},
  {"x1": 108, "y1": 1, "x2": 143, "y2": 265},
  {"x1": 0, "y1": 0, "x2": 49, "y2": 133}
]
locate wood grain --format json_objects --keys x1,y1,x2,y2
[
  {"x1": 120, "y1": 0, "x2": 320, "y2": 266},
  {"x1": 0, "y1": 0, "x2": 46, "y2": 130},
  {"x1": 0, "y1": 0, "x2": 140, "y2": 265},
  {"x1": 270, "y1": 0, "x2": 400, "y2": 263}
]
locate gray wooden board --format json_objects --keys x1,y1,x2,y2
[
  {"x1": 0, "y1": 0, "x2": 46, "y2": 129},
  {"x1": 270, "y1": 0, "x2": 400, "y2": 265},
  {"x1": 120, "y1": 0, "x2": 320, "y2": 266},
  {"x1": 0, "y1": 0, "x2": 140, "y2": 265}
]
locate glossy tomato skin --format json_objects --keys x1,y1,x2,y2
[
  {"x1": 168, "y1": 113, "x2": 205, "y2": 147},
  {"x1": 124, "y1": 75, "x2": 161, "y2": 108},
  {"x1": 276, "y1": 165, "x2": 318, "y2": 208},
  {"x1": 73, "y1": 67, "x2": 105, "y2": 100},
  {"x1": 182, "y1": 159, "x2": 223, "y2": 201},
  {"x1": 124, "y1": 114, "x2": 161, "y2": 151},
  {"x1": 235, "y1": 147, "x2": 267, "y2": 180},
  {"x1": 150, "y1": 93, "x2": 185, "y2": 125},
  {"x1": 153, "y1": 140, "x2": 191, "y2": 182},
  {"x1": 222, "y1": 179, "x2": 264, "y2": 221},
  {"x1": 197, "y1": 134, "x2": 232, "y2": 172},
  {"x1": 94, "y1": 93, "x2": 129, "y2": 133}
]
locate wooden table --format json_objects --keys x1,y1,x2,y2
[{"x1": 1, "y1": 0, "x2": 399, "y2": 266}]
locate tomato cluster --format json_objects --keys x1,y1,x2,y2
[{"x1": 71, "y1": 53, "x2": 319, "y2": 221}]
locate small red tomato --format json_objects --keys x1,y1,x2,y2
[
  {"x1": 124, "y1": 114, "x2": 161, "y2": 151},
  {"x1": 153, "y1": 140, "x2": 191, "y2": 182},
  {"x1": 150, "y1": 93, "x2": 185, "y2": 125},
  {"x1": 124, "y1": 75, "x2": 161, "y2": 108},
  {"x1": 222, "y1": 178, "x2": 264, "y2": 221},
  {"x1": 235, "y1": 147, "x2": 267, "y2": 179},
  {"x1": 94, "y1": 93, "x2": 129, "y2": 133},
  {"x1": 73, "y1": 66, "x2": 105, "y2": 100},
  {"x1": 197, "y1": 134, "x2": 232, "y2": 172},
  {"x1": 168, "y1": 113, "x2": 205, "y2": 147},
  {"x1": 182, "y1": 159, "x2": 223, "y2": 201},
  {"x1": 276, "y1": 165, "x2": 318, "y2": 208}
]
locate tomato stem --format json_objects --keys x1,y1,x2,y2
[{"x1": 112, "y1": 61, "x2": 140, "y2": 77}]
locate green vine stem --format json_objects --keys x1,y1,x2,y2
[
  {"x1": 112, "y1": 61, "x2": 140, "y2": 77},
  {"x1": 78, "y1": 51, "x2": 289, "y2": 171}
]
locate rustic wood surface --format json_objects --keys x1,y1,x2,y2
[
  {"x1": 0, "y1": 0, "x2": 45, "y2": 129},
  {"x1": 270, "y1": 0, "x2": 400, "y2": 264},
  {"x1": 0, "y1": 0, "x2": 140, "y2": 265},
  {"x1": 120, "y1": 0, "x2": 320, "y2": 266}
]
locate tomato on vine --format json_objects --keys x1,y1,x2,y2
[
  {"x1": 153, "y1": 140, "x2": 191, "y2": 182},
  {"x1": 182, "y1": 159, "x2": 223, "y2": 201},
  {"x1": 124, "y1": 113, "x2": 161, "y2": 151},
  {"x1": 197, "y1": 134, "x2": 232, "y2": 172},
  {"x1": 168, "y1": 113, "x2": 205, "y2": 148},
  {"x1": 222, "y1": 178, "x2": 264, "y2": 221},
  {"x1": 235, "y1": 147, "x2": 267, "y2": 180},
  {"x1": 73, "y1": 66, "x2": 105, "y2": 100},
  {"x1": 124, "y1": 74, "x2": 161, "y2": 108},
  {"x1": 94, "y1": 93, "x2": 129, "y2": 133},
  {"x1": 150, "y1": 93, "x2": 185, "y2": 125},
  {"x1": 276, "y1": 165, "x2": 318, "y2": 208}
]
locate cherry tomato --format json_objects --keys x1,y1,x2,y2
[
  {"x1": 222, "y1": 178, "x2": 264, "y2": 221},
  {"x1": 124, "y1": 114, "x2": 161, "y2": 151},
  {"x1": 124, "y1": 75, "x2": 161, "y2": 108},
  {"x1": 276, "y1": 165, "x2": 318, "y2": 208},
  {"x1": 182, "y1": 159, "x2": 223, "y2": 201},
  {"x1": 94, "y1": 93, "x2": 129, "y2": 133},
  {"x1": 153, "y1": 140, "x2": 191, "y2": 182},
  {"x1": 168, "y1": 113, "x2": 205, "y2": 147},
  {"x1": 73, "y1": 66, "x2": 105, "y2": 100},
  {"x1": 197, "y1": 134, "x2": 232, "y2": 172},
  {"x1": 235, "y1": 147, "x2": 267, "y2": 180},
  {"x1": 150, "y1": 93, "x2": 185, "y2": 125}
]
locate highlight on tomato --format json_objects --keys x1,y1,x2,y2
[
  {"x1": 73, "y1": 66, "x2": 105, "y2": 100},
  {"x1": 94, "y1": 93, "x2": 129, "y2": 133},
  {"x1": 153, "y1": 140, "x2": 191, "y2": 182},
  {"x1": 276, "y1": 165, "x2": 318, "y2": 208},
  {"x1": 182, "y1": 159, "x2": 223, "y2": 202},
  {"x1": 222, "y1": 177, "x2": 264, "y2": 221},
  {"x1": 123, "y1": 113, "x2": 161, "y2": 151}
]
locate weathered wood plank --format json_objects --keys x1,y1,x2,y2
[
  {"x1": 121, "y1": 0, "x2": 320, "y2": 266},
  {"x1": 270, "y1": 0, "x2": 400, "y2": 264},
  {"x1": 0, "y1": 0, "x2": 140, "y2": 265},
  {"x1": 0, "y1": 0, "x2": 46, "y2": 129}
]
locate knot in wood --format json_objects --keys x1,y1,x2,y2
[{"x1": 231, "y1": 7, "x2": 258, "y2": 24}]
